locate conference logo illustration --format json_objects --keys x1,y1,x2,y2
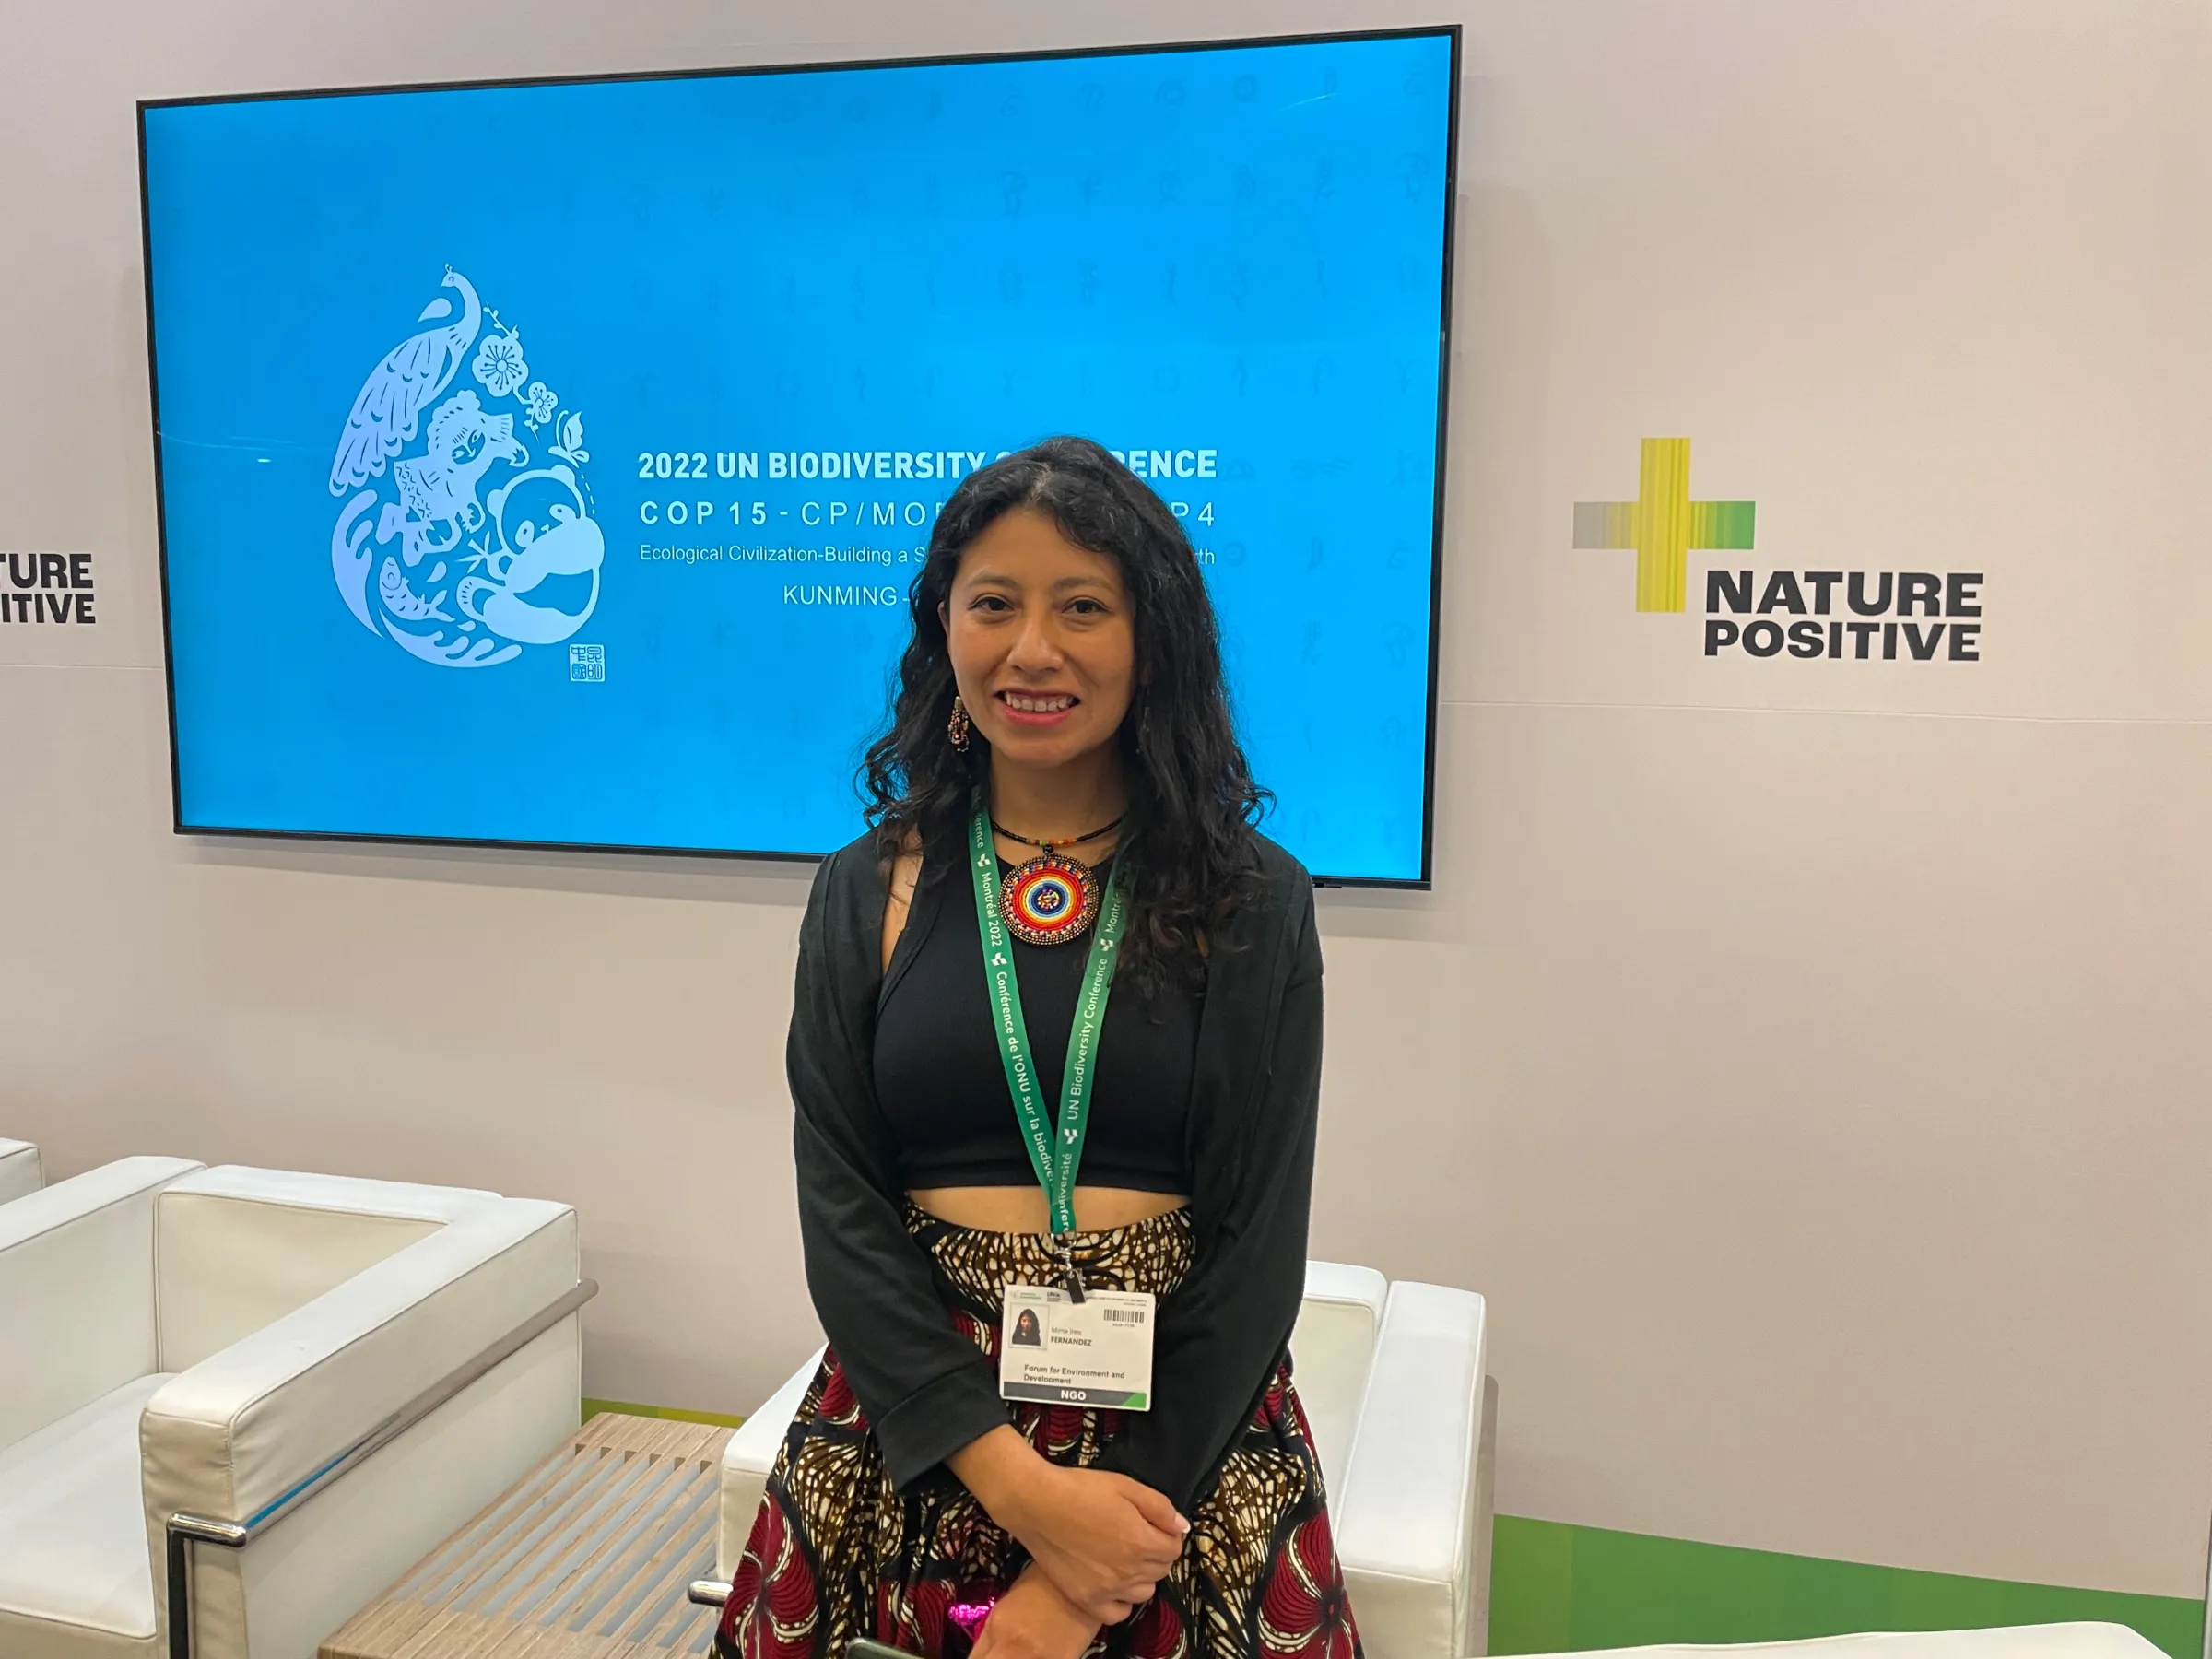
[
  {"x1": 1571, "y1": 438, "x2": 1983, "y2": 662},
  {"x1": 327, "y1": 268, "x2": 603, "y2": 668}
]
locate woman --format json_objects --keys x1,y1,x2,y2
[{"x1": 720, "y1": 437, "x2": 1353, "y2": 1659}]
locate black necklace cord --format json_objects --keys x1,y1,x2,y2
[{"x1": 989, "y1": 812, "x2": 1127, "y2": 852}]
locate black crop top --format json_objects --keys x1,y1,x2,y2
[{"x1": 874, "y1": 853, "x2": 1198, "y2": 1194}]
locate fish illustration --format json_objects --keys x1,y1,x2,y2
[{"x1": 378, "y1": 556, "x2": 453, "y2": 622}]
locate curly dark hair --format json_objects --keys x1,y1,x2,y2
[{"x1": 860, "y1": 436, "x2": 1268, "y2": 984}]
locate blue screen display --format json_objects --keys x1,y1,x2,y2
[{"x1": 143, "y1": 30, "x2": 1453, "y2": 881}]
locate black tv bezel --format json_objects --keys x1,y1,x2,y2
[{"x1": 137, "y1": 23, "x2": 1460, "y2": 888}]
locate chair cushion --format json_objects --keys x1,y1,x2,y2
[
  {"x1": 0, "y1": 1373, "x2": 171, "y2": 1641},
  {"x1": 1291, "y1": 1261, "x2": 1387, "y2": 1500},
  {"x1": 0, "y1": 1159, "x2": 196, "y2": 1459},
  {"x1": 154, "y1": 1165, "x2": 500, "y2": 1372}
]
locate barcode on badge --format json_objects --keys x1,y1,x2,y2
[{"x1": 1102, "y1": 1307, "x2": 1147, "y2": 1325}]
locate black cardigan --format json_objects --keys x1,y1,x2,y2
[{"x1": 787, "y1": 825, "x2": 1324, "y2": 1514}]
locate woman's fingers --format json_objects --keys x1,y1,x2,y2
[
  {"x1": 1100, "y1": 1481, "x2": 1185, "y2": 1572},
  {"x1": 1037, "y1": 1550, "x2": 1157, "y2": 1624},
  {"x1": 1008, "y1": 1471, "x2": 1189, "y2": 1624},
  {"x1": 1122, "y1": 1480, "x2": 1190, "y2": 1542},
  {"x1": 1100, "y1": 1474, "x2": 1189, "y2": 1543}
]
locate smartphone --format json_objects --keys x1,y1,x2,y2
[{"x1": 851, "y1": 1641, "x2": 926, "y2": 1659}]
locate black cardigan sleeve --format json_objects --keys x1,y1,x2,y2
[
  {"x1": 788, "y1": 840, "x2": 1011, "y2": 1488},
  {"x1": 1089, "y1": 855, "x2": 1324, "y2": 1514}
]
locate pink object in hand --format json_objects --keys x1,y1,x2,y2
[{"x1": 948, "y1": 1599, "x2": 998, "y2": 1641}]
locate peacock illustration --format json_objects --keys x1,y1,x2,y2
[{"x1": 328, "y1": 267, "x2": 481, "y2": 496}]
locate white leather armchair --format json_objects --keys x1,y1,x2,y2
[
  {"x1": 0, "y1": 1137, "x2": 42, "y2": 1205},
  {"x1": 0, "y1": 1159, "x2": 593, "y2": 1659},
  {"x1": 1300, "y1": 1266, "x2": 1495, "y2": 1659},
  {"x1": 705, "y1": 1261, "x2": 1495, "y2": 1659}
]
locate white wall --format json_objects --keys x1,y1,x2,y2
[{"x1": 4, "y1": 0, "x2": 2208, "y2": 1605}]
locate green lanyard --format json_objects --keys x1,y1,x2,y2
[{"x1": 967, "y1": 804, "x2": 1133, "y2": 1290}]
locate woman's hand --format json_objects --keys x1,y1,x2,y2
[
  {"x1": 1011, "y1": 1465, "x2": 1184, "y2": 1621},
  {"x1": 949, "y1": 1428, "x2": 1187, "y2": 1623},
  {"x1": 971, "y1": 1564, "x2": 1103, "y2": 1659}
]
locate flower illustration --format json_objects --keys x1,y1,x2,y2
[
  {"x1": 1256, "y1": 1509, "x2": 1360, "y2": 1659},
  {"x1": 472, "y1": 329, "x2": 527, "y2": 399},
  {"x1": 524, "y1": 381, "x2": 559, "y2": 427}
]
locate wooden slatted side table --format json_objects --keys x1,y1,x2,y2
[{"x1": 322, "y1": 1413, "x2": 732, "y2": 1658}]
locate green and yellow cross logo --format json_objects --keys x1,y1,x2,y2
[{"x1": 1572, "y1": 438, "x2": 1756, "y2": 612}]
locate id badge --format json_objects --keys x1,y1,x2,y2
[{"x1": 999, "y1": 1283, "x2": 1156, "y2": 1409}]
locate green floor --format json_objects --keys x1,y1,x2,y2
[
  {"x1": 586, "y1": 1394, "x2": 747, "y2": 1430},
  {"x1": 1490, "y1": 1517, "x2": 2203, "y2": 1659},
  {"x1": 585, "y1": 1400, "x2": 2204, "y2": 1659}
]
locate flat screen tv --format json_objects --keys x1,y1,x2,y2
[{"x1": 140, "y1": 27, "x2": 1457, "y2": 883}]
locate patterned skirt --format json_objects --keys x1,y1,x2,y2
[{"x1": 717, "y1": 1205, "x2": 1360, "y2": 1659}]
